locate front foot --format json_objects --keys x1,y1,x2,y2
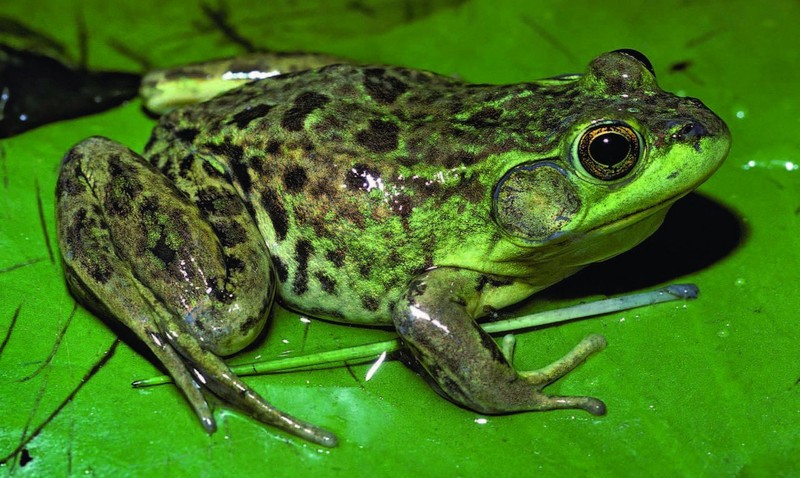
[
  {"x1": 518, "y1": 334, "x2": 608, "y2": 416},
  {"x1": 393, "y1": 267, "x2": 607, "y2": 416},
  {"x1": 501, "y1": 333, "x2": 607, "y2": 415}
]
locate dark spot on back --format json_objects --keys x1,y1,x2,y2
[
  {"x1": 315, "y1": 271, "x2": 337, "y2": 294},
  {"x1": 266, "y1": 140, "x2": 282, "y2": 154},
  {"x1": 283, "y1": 165, "x2": 308, "y2": 193},
  {"x1": 361, "y1": 295, "x2": 380, "y2": 312},
  {"x1": 326, "y1": 249, "x2": 345, "y2": 267},
  {"x1": 261, "y1": 188, "x2": 289, "y2": 240},
  {"x1": 292, "y1": 239, "x2": 314, "y2": 295},
  {"x1": 356, "y1": 119, "x2": 399, "y2": 153},
  {"x1": 281, "y1": 91, "x2": 330, "y2": 131},
  {"x1": 447, "y1": 99, "x2": 464, "y2": 116},
  {"x1": 273, "y1": 256, "x2": 289, "y2": 282},
  {"x1": 344, "y1": 163, "x2": 382, "y2": 191},
  {"x1": 363, "y1": 68, "x2": 410, "y2": 104},
  {"x1": 228, "y1": 103, "x2": 274, "y2": 129},
  {"x1": 175, "y1": 127, "x2": 200, "y2": 143},
  {"x1": 202, "y1": 141, "x2": 247, "y2": 189},
  {"x1": 230, "y1": 159, "x2": 252, "y2": 193}
]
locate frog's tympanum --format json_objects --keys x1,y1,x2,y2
[{"x1": 55, "y1": 50, "x2": 730, "y2": 446}]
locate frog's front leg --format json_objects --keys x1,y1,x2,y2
[
  {"x1": 393, "y1": 267, "x2": 606, "y2": 416},
  {"x1": 55, "y1": 137, "x2": 336, "y2": 446}
]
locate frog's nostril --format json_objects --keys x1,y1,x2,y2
[{"x1": 672, "y1": 122, "x2": 707, "y2": 141}]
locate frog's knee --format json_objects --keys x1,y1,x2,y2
[
  {"x1": 391, "y1": 306, "x2": 408, "y2": 333},
  {"x1": 390, "y1": 300, "x2": 420, "y2": 338},
  {"x1": 61, "y1": 136, "x2": 124, "y2": 166},
  {"x1": 180, "y1": 296, "x2": 269, "y2": 357}
]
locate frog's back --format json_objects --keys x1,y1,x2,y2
[{"x1": 145, "y1": 64, "x2": 564, "y2": 324}]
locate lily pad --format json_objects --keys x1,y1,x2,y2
[{"x1": 1, "y1": 0, "x2": 798, "y2": 476}]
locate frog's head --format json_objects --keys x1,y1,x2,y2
[{"x1": 492, "y1": 49, "x2": 730, "y2": 269}]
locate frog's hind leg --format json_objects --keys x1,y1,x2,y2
[
  {"x1": 56, "y1": 137, "x2": 336, "y2": 446},
  {"x1": 393, "y1": 267, "x2": 607, "y2": 417},
  {"x1": 56, "y1": 137, "x2": 219, "y2": 430}
]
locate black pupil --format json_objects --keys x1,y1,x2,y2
[{"x1": 589, "y1": 133, "x2": 630, "y2": 166}]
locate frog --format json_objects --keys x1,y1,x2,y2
[{"x1": 55, "y1": 49, "x2": 730, "y2": 447}]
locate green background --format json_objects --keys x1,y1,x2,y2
[{"x1": 1, "y1": 0, "x2": 798, "y2": 476}]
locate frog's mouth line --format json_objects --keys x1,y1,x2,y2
[
  {"x1": 585, "y1": 192, "x2": 687, "y2": 238},
  {"x1": 495, "y1": 192, "x2": 685, "y2": 270}
]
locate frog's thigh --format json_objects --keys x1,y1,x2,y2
[
  {"x1": 57, "y1": 136, "x2": 275, "y2": 353},
  {"x1": 392, "y1": 267, "x2": 606, "y2": 416},
  {"x1": 56, "y1": 138, "x2": 337, "y2": 445}
]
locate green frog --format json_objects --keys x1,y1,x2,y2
[{"x1": 55, "y1": 49, "x2": 730, "y2": 447}]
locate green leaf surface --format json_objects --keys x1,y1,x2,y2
[{"x1": 1, "y1": 0, "x2": 798, "y2": 476}]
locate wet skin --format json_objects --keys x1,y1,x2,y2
[{"x1": 55, "y1": 50, "x2": 730, "y2": 446}]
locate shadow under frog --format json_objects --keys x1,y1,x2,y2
[{"x1": 542, "y1": 192, "x2": 745, "y2": 300}]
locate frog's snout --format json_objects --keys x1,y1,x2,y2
[{"x1": 678, "y1": 96, "x2": 731, "y2": 141}]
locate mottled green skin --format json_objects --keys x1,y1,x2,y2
[{"x1": 55, "y1": 50, "x2": 730, "y2": 445}]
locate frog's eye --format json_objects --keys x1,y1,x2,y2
[
  {"x1": 612, "y1": 49, "x2": 656, "y2": 77},
  {"x1": 577, "y1": 123, "x2": 641, "y2": 180}
]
